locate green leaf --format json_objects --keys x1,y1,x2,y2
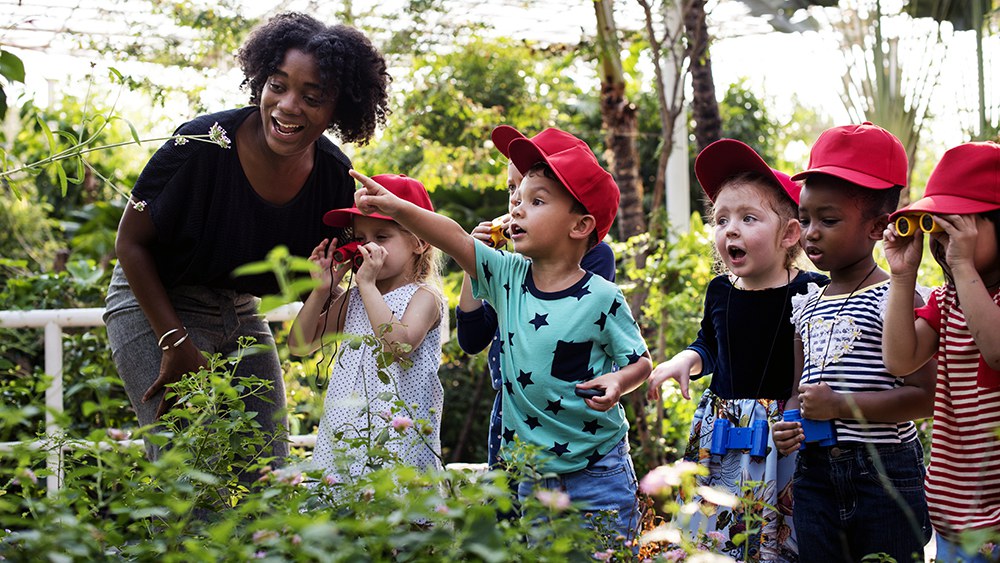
[
  {"x1": 35, "y1": 115, "x2": 57, "y2": 157},
  {"x1": 108, "y1": 67, "x2": 123, "y2": 81},
  {"x1": 232, "y1": 261, "x2": 272, "y2": 276},
  {"x1": 0, "y1": 49, "x2": 25, "y2": 83},
  {"x1": 55, "y1": 162, "x2": 68, "y2": 195},
  {"x1": 377, "y1": 371, "x2": 390, "y2": 385}
]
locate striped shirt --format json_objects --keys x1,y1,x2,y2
[
  {"x1": 916, "y1": 285, "x2": 1000, "y2": 539},
  {"x1": 791, "y1": 280, "x2": 917, "y2": 444}
]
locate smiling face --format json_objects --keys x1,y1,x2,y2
[
  {"x1": 712, "y1": 181, "x2": 798, "y2": 289},
  {"x1": 257, "y1": 49, "x2": 336, "y2": 158},
  {"x1": 797, "y1": 176, "x2": 882, "y2": 276}
]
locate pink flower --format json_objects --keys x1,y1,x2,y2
[
  {"x1": 534, "y1": 489, "x2": 571, "y2": 511},
  {"x1": 323, "y1": 474, "x2": 339, "y2": 486},
  {"x1": 391, "y1": 416, "x2": 413, "y2": 433},
  {"x1": 17, "y1": 468, "x2": 37, "y2": 486},
  {"x1": 106, "y1": 428, "x2": 129, "y2": 441},
  {"x1": 707, "y1": 531, "x2": 726, "y2": 543},
  {"x1": 252, "y1": 529, "x2": 277, "y2": 544},
  {"x1": 592, "y1": 548, "x2": 614, "y2": 561},
  {"x1": 435, "y1": 504, "x2": 449, "y2": 514},
  {"x1": 291, "y1": 534, "x2": 302, "y2": 545},
  {"x1": 272, "y1": 469, "x2": 304, "y2": 486},
  {"x1": 664, "y1": 548, "x2": 687, "y2": 561}
]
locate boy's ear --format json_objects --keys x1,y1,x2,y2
[
  {"x1": 780, "y1": 218, "x2": 801, "y2": 249},
  {"x1": 569, "y1": 214, "x2": 597, "y2": 242},
  {"x1": 869, "y1": 213, "x2": 890, "y2": 240}
]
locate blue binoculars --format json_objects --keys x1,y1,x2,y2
[
  {"x1": 710, "y1": 419, "x2": 768, "y2": 458},
  {"x1": 782, "y1": 408, "x2": 836, "y2": 449}
]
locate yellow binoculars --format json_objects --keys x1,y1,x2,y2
[
  {"x1": 895, "y1": 213, "x2": 943, "y2": 237},
  {"x1": 488, "y1": 214, "x2": 511, "y2": 248}
]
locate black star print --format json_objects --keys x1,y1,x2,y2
[
  {"x1": 482, "y1": 262, "x2": 493, "y2": 283},
  {"x1": 585, "y1": 450, "x2": 605, "y2": 467},
  {"x1": 608, "y1": 299, "x2": 622, "y2": 316},
  {"x1": 502, "y1": 427, "x2": 515, "y2": 443},
  {"x1": 508, "y1": 332, "x2": 515, "y2": 348},
  {"x1": 525, "y1": 415, "x2": 541, "y2": 430},
  {"x1": 503, "y1": 282, "x2": 511, "y2": 296},
  {"x1": 626, "y1": 350, "x2": 642, "y2": 365},
  {"x1": 544, "y1": 399, "x2": 565, "y2": 416},
  {"x1": 504, "y1": 380, "x2": 514, "y2": 395},
  {"x1": 517, "y1": 370, "x2": 534, "y2": 388},
  {"x1": 549, "y1": 442, "x2": 570, "y2": 457},
  {"x1": 529, "y1": 313, "x2": 549, "y2": 330},
  {"x1": 571, "y1": 284, "x2": 591, "y2": 301},
  {"x1": 595, "y1": 312, "x2": 608, "y2": 331},
  {"x1": 497, "y1": 339, "x2": 505, "y2": 355},
  {"x1": 581, "y1": 419, "x2": 602, "y2": 435},
  {"x1": 521, "y1": 281, "x2": 530, "y2": 294}
]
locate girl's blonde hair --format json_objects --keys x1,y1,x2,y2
[
  {"x1": 708, "y1": 172, "x2": 804, "y2": 271},
  {"x1": 404, "y1": 228, "x2": 445, "y2": 306}
]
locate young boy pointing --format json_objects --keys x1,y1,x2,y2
[{"x1": 350, "y1": 127, "x2": 651, "y2": 544}]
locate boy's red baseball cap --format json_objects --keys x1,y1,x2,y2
[
  {"x1": 891, "y1": 142, "x2": 1000, "y2": 219},
  {"x1": 493, "y1": 126, "x2": 620, "y2": 241},
  {"x1": 695, "y1": 139, "x2": 801, "y2": 204},
  {"x1": 791, "y1": 122, "x2": 908, "y2": 189},
  {"x1": 323, "y1": 174, "x2": 433, "y2": 227}
]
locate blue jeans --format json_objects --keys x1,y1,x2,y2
[
  {"x1": 936, "y1": 534, "x2": 1000, "y2": 563},
  {"x1": 793, "y1": 439, "x2": 931, "y2": 563},
  {"x1": 517, "y1": 437, "x2": 640, "y2": 544}
]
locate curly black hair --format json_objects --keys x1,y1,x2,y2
[{"x1": 237, "y1": 12, "x2": 390, "y2": 145}]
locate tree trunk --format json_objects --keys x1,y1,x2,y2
[
  {"x1": 685, "y1": 0, "x2": 720, "y2": 153},
  {"x1": 594, "y1": 0, "x2": 647, "y2": 240}
]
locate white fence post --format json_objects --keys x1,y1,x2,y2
[{"x1": 44, "y1": 322, "x2": 64, "y2": 494}]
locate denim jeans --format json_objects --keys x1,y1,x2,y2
[
  {"x1": 936, "y1": 534, "x2": 1000, "y2": 563},
  {"x1": 517, "y1": 437, "x2": 640, "y2": 544},
  {"x1": 793, "y1": 439, "x2": 931, "y2": 563},
  {"x1": 104, "y1": 264, "x2": 288, "y2": 483}
]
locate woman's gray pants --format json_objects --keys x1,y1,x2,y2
[{"x1": 104, "y1": 264, "x2": 289, "y2": 481}]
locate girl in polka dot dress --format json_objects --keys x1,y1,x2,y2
[{"x1": 289, "y1": 174, "x2": 445, "y2": 480}]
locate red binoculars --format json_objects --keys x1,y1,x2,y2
[{"x1": 332, "y1": 241, "x2": 364, "y2": 268}]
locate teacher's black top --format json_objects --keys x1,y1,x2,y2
[
  {"x1": 687, "y1": 270, "x2": 829, "y2": 400},
  {"x1": 131, "y1": 106, "x2": 355, "y2": 296}
]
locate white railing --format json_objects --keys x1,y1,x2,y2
[{"x1": 0, "y1": 303, "x2": 305, "y2": 494}]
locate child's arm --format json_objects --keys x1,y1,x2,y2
[
  {"x1": 646, "y1": 350, "x2": 703, "y2": 401},
  {"x1": 455, "y1": 273, "x2": 499, "y2": 355},
  {"x1": 797, "y1": 359, "x2": 935, "y2": 423},
  {"x1": 578, "y1": 353, "x2": 653, "y2": 412},
  {"x1": 882, "y1": 225, "x2": 939, "y2": 375},
  {"x1": 353, "y1": 243, "x2": 441, "y2": 355},
  {"x1": 351, "y1": 170, "x2": 478, "y2": 276},
  {"x1": 938, "y1": 214, "x2": 1000, "y2": 369},
  {"x1": 288, "y1": 239, "x2": 350, "y2": 356},
  {"x1": 773, "y1": 334, "x2": 806, "y2": 455}
]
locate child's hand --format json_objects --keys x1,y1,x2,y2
[
  {"x1": 933, "y1": 214, "x2": 979, "y2": 270},
  {"x1": 772, "y1": 420, "x2": 803, "y2": 456},
  {"x1": 350, "y1": 170, "x2": 401, "y2": 217},
  {"x1": 883, "y1": 222, "x2": 924, "y2": 277},
  {"x1": 469, "y1": 220, "x2": 495, "y2": 245},
  {"x1": 577, "y1": 374, "x2": 623, "y2": 412},
  {"x1": 798, "y1": 382, "x2": 843, "y2": 421},
  {"x1": 354, "y1": 242, "x2": 386, "y2": 287},
  {"x1": 647, "y1": 360, "x2": 691, "y2": 401},
  {"x1": 309, "y1": 238, "x2": 349, "y2": 294}
]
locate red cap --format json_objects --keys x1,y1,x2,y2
[
  {"x1": 891, "y1": 142, "x2": 1000, "y2": 220},
  {"x1": 499, "y1": 127, "x2": 620, "y2": 241},
  {"x1": 323, "y1": 174, "x2": 433, "y2": 227},
  {"x1": 791, "y1": 122, "x2": 908, "y2": 189},
  {"x1": 695, "y1": 139, "x2": 801, "y2": 204}
]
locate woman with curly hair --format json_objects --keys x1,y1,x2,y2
[{"x1": 104, "y1": 12, "x2": 390, "y2": 481}]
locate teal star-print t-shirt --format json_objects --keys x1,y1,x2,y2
[{"x1": 471, "y1": 239, "x2": 647, "y2": 473}]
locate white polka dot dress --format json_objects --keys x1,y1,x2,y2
[{"x1": 312, "y1": 283, "x2": 444, "y2": 479}]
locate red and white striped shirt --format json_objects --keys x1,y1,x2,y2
[{"x1": 916, "y1": 285, "x2": 1000, "y2": 539}]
